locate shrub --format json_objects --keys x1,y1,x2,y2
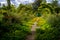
[
  {"x1": 35, "y1": 14, "x2": 60, "y2": 40},
  {"x1": 0, "y1": 13, "x2": 31, "y2": 40}
]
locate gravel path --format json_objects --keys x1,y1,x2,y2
[{"x1": 26, "y1": 22, "x2": 37, "y2": 40}]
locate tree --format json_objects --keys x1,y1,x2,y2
[
  {"x1": 51, "y1": 0, "x2": 58, "y2": 7},
  {"x1": 0, "y1": 3, "x2": 1, "y2": 6},
  {"x1": 32, "y1": 0, "x2": 42, "y2": 11},
  {"x1": 38, "y1": 4, "x2": 54, "y2": 14},
  {"x1": 51, "y1": 0, "x2": 60, "y2": 14},
  {"x1": 7, "y1": 0, "x2": 11, "y2": 10},
  {"x1": 32, "y1": 0, "x2": 47, "y2": 11}
]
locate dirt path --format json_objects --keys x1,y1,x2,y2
[{"x1": 26, "y1": 22, "x2": 37, "y2": 40}]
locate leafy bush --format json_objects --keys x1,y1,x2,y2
[
  {"x1": 35, "y1": 14, "x2": 60, "y2": 40},
  {"x1": 47, "y1": 14, "x2": 60, "y2": 28},
  {"x1": 0, "y1": 13, "x2": 31, "y2": 40},
  {"x1": 35, "y1": 27, "x2": 60, "y2": 40}
]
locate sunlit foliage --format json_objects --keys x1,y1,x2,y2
[{"x1": 0, "y1": 0, "x2": 60, "y2": 40}]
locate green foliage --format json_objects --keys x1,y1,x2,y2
[
  {"x1": 0, "y1": 0, "x2": 60, "y2": 40},
  {"x1": 0, "y1": 13, "x2": 31, "y2": 40},
  {"x1": 0, "y1": 2, "x2": 35, "y2": 40},
  {"x1": 35, "y1": 27, "x2": 60, "y2": 40},
  {"x1": 35, "y1": 14, "x2": 60, "y2": 40},
  {"x1": 47, "y1": 14, "x2": 60, "y2": 27},
  {"x1": 38, "y1": 4, "x2": 54, "y2": 14}
]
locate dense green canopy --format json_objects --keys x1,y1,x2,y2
[{"x1": 0, "y1": 0, "x2": 60, "y2": 40}]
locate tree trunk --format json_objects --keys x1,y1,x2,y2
[{"x1": 7, "y1": 0, "x2": 11, "y2": 10}]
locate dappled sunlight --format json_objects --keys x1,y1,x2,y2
[{"x1": 0, "y1": 0, "x2": 60, "y2": 40}]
